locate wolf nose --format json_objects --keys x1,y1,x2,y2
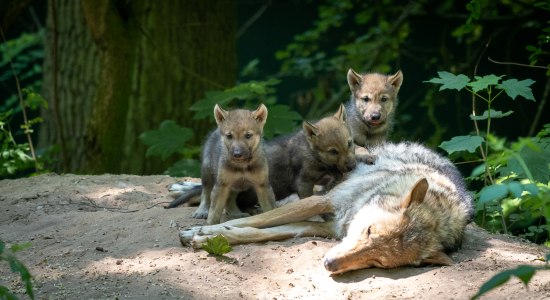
[
  {"x1": 232, "y1": 149, "x2": 243, "y2": 158},
  {"x1": 370, "y1": 112, "x2": 381, "y2": 121},
  {"x1": 323, "y1": 257, "x2": 338, "y2": 272}
]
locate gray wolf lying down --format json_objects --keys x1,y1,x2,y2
[{"x1": 180, "y1": 142, "x2": 474, "y2": 274}]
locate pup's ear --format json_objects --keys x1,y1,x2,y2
[
  {"x1": 334, "y1": 103, "x2": 347, "y2": 123},
  {"x1": 388, "y1": 70, "x2": 403, "y2": 92},
  {"x1": 421, "y1": 251, "x2": 454, "y2": 266},
  {"x1": 401, "y1": 178, "x2": 429, "y2": 209},
  {"x1": 214, "y1": 104, "x2": 228, "y2": 125},
  {"x1": 252, "y1": 104, "x2": 268, "y2": 126},
  {"x1": 347, "y1": 68, "x2": 362, "y2": 91},
  {"x1": 303, "y1": 120, "x2": 318, "y2": 138}
]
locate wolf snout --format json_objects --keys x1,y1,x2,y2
[
  {"x1": 323, "y1": 256, "x2": 339, "y2": 272},
  {"x1": 231, "y1": 147, "x2": 250, "y2": 160}
]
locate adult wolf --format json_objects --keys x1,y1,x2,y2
[{"x1": 180, "y1": 142, "x2": 473, "y2": 274}]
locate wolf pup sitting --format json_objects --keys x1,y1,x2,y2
[
  {"x1": 180, "y1": 142, "x2": 474, "y2": 274},
  {"x1": 190, "y1": 104, "x2": 275, "y2": 225},
  {"x1": 260, "y1": 103, "x2": 356, "y2": 200},
  {"x1": 345, "y1": 68, "x2": 403, "y2": 148},
  {"x1": 168, "y1": 104, "x2": 357, "y2": 209}
]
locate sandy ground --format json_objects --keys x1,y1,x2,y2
[{"x1": 1, "y1": 173, "x2": 550, "y2": 300}]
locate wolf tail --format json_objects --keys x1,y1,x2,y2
[{"x1": 165, "y1": 183, "x2": 202, "y2": 208}]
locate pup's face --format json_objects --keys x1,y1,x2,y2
[
  {"x1": 347, "y1": 69, "x2": 403, "y2": 128},
  {"x1": 304, "y1": 104, "x2": 356, "y2": 173},
  {"x1": 214, "y1": 104, "x2": 268, "y2": 163}
]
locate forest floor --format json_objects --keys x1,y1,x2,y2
[{"x1": 1, "y1": 173, "x2": 550, "y2": 299}]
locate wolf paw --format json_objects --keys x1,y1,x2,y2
[
  {"x1": 179, "y1": 225, "x2": 235, "y2": 248},
  {"x1": 192, "y1": 209, "x2": 208, "y2": 219}
]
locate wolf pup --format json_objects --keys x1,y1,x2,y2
[
  {"x1": 190, "y1": 104, "x2": 275, "y2": 225},
  {"x1": 260, "y1": 103, "x2": 356, "y2": 200},
  {"x1": 345, "y1": 68, "x2": 403, "y2": 148},
  {"x1": 180, "y1": 142, "x2": 474, "y2": 274},
  {"x1": 168, "y1": 104, "x2": 357, "y2": 209}
]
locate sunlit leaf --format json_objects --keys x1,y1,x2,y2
[
  {"x1": 201, "y1": 234, "x2": 232, "y2": 256},
  {"x1": 472, "y1": 265, "x2": 536, "y2": 299},
  {"x1": 424, "y1": 71, "x2": 470, "y2": 91},
  {"x1": 470, "y1": 109, "x2": 513, "y2": 120},
  {"x1": 497, "y1": 78, "x2": 536, "y2": 101},
  {"x1": 439, "y1": 135, "x2": 484, "y2": 154}
]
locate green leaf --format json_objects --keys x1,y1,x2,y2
[
  {"x1": 507, "y1": 181, "x2": 523, "y2": 198},
  {"x1": 424, "y1": 71, "x2": 470, "y2": 91},
  {"x1": 139, "y1": 121, "x2": 193, "y2": 160},
  {"x1": 264, "y1": 105, "x2": 303, "y2": 138},
  {"x1": 470, "y1": 109, "x2": 513, "y2": 120},
  {"x1": 165, "y1": 158, "x2": 201, "y2": 177},
  {"x1": 439, "y1": 135, "x2": 484, "y2": 154},
  {"x1": 201, "y1": 234, "x2": 232, "y2": 256},
  {"x1": 467, "y1": 74, "x2": 503, "y2": 93},
  {"x1": 478, "y1": 184, "x2": 508, "y2": 206},
  {"x1": 472, "y1": 265, "x2": 536, "y2": 299},
  {"x1": 497, "y1": 78, "x2": 536, "y2": 101},
  {"x1": 10, "y1": 242, "x2": 31, "y2": 252}
]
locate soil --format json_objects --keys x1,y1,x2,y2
[{"x1": 1, "y1": 173, "x2": 550, "y2": 300}]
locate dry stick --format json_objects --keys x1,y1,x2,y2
[
  {"x1": 0, "y1": 27, "x2": 39, "y2": 172},
  {"x1": 488, "y1": 56, "x2": 550, "y2": 137},
  {"x1": 236, "y1": 1, "x2": 270, "y2": 39}
]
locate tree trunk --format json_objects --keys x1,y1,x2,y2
[{"x1": 40, "y1": 0, "x2": 236, "y2": 174}]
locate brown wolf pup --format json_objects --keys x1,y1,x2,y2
[
  {"x1": 345, "y1": 68, "x2": 403, "y2": 148},
  {"x1": 189, "y1": 104, "x2": 275, "y2": 225},
  {"x1": 180, "y1": 142, "x2": 474, "y2": 274},
  {"x1": 168, "y1": 104, "x2": 357, "y2": 209},
  {"x1": 263, "y1": 103, "x2": 356, "y2": 200}
]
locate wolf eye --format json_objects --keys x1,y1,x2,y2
[
  {"x1": 244, "y1": 133, "x2": 253, "y2": 139},
  {"x1": 348, "y1": 140, "x2": 353, "y2": 148},
  {"x1": 361, "y1": 96, "x2": 370, "y2": 102},
  {"x1": 381, "y1": 96, "x2": 388, "y2": 102},
  {"x1": 366, "y1": 225, "x2": 372, "y2": 237},
  {"x1": 225, "y1": 133, "x2": 233, "y2": 139},
  {"x1": 328, "y1": 148, "x2": 339, "y2": 156}
]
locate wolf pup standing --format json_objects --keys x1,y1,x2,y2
[
  {"x1": 345, "y1": 68, "x2": 403, "y2": 148},
  {"x1": 180, "y1": 142, "x2": 473, "y2": 274},
  {"x1": 168, "y1": 104, "x2": 357, "y2": 209},
  {"x1": 189, "y1": 104, "x2": 275, "y2": 225}
]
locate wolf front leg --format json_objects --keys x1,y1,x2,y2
[
  {"x1": 254, "y1": 182, "x2": 276, "y2": 213},
  {"x1": 180, "y1": 194, "x2": 335, "y2": 246},
  {"x1": 207, "y1": 182, "x2": 232, "y2": 225},
  {"x1": 181, "y1": 221, "x2": 335, "y2": 247}
]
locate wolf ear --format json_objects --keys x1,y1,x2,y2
[
  {"x1": 401, "y1": 178, "x2": 429, "y2": 209},
  {"x1": 252, "y1": 104, "x2": 268, "y2": 126},
  {"x1": 303, "y1": 121, "x2": 319, "y2": 138},
  {"x1": 334, "y1": 103, "x2": 347, "y2": 123},
  {"x1": 388, "y1": 70, "x2": 403, "y2": 92},
  {"x1": 214, "y1": 104, "x2": 228, "y2": 125},
  {"x1": 347, "y1": 68, "x2": 362, "y2": 91},
  {"x1": 421, "y1": 251, "x2": 454, "y2": 266}
]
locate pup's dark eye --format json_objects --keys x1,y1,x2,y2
[
  {"x1": 348, "y1": 140, "x2": 353, "y2": 148},
  {"x1": 367, "y1": 225, "x2": 372, "y2": 237},
  {"x1": 225, "y1": 133, "x2": 233, "y2": 139},
  {"x1": 245, "y1": 133, "x2": 252, "y2": 139},
  {"x1": 381, "y1": 96, "x2": 388, "y2": 102},
  {"x1": 362, "y1": 96, "x2": 370, "y2": 102},
  {"x1": 328, "y1": 148, "x2": 339, "y2": 155}
]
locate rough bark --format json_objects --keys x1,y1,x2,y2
[{"x1": 39, "y1": 0, "x2": 236, "y2": 174}]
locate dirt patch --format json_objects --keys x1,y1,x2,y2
[{"x1": 1, "y1": 173, "x2": 549, "y2": 299}]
